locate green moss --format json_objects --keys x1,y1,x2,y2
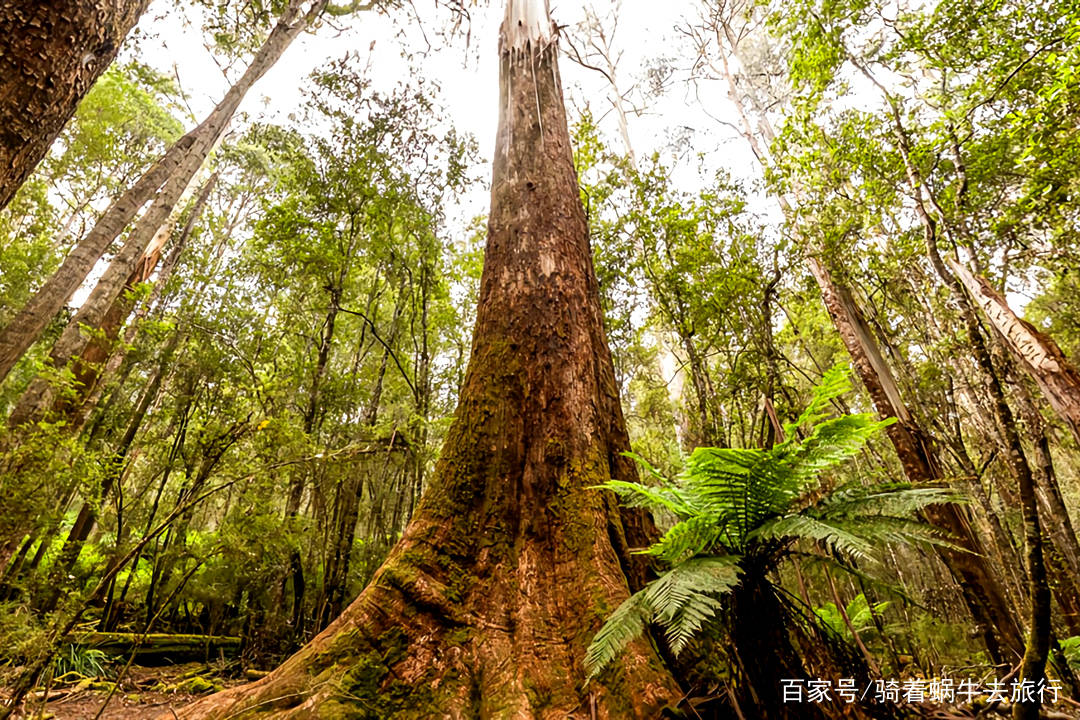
[
  {"x1": 376, "y1": 627, "x2": 410, "y2": 666},
  {"x1": 522, "y1": 676, "x2": 554, "y2": 710},
  {"x1": 445, "y1": 626, "x2": 472, "y2": 648},
  {"x1": 301, "y1": 620, "x2": 445, "y2": 720}
]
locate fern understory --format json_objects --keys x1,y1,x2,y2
[{"x1": 587, "y1": 365, "x2": 963, "y2": 718}]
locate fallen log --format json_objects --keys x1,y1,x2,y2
[{"x1": 72, "y1": 633, "x2": 241, "y2": 660}]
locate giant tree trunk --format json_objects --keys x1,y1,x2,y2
[
  {"x1": 174, "y1": 3, "x2": 679, "y2": 717},
  {"x1": 0, "y1": 0, "x2": 325, "y2": 388},
  {"x1": 0, "y1": 0, "x2": 149, "y2": 211}
]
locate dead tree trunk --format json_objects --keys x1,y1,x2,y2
[
  {"x1": 174, "y1": 3, "x2": 679, "y2": 717},
  {"x1": 0, "y1": 0, "x2": 325, "y2": 388},
  {"x1": 0, "y1": 0, "x2": 149, "y2": 210}
]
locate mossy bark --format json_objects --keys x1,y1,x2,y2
[{"x1": 173, "y1": 6, "x2": 679, "y2": 719}]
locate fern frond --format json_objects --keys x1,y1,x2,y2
[
  {"x1": 585, "y1": 589, "x2": 652, "y2": 678},
  {"x1": 837, "y1": 516, "x2": 963, "y2": 553},
  {"x1": 846, "y1": 593, "x2": 890, "y2": 630},
  {"x1": 645, "y1": 556, "x2": 742, "y2": 654},
  {"x1": 781, "y1": 363, "x2": 853, "y2": 440},
  {"x1": 597, "y1": 478, "x2": 696, "y2": 517},
  {"x1": 683, "y1": 446, "x2": 801, "y2": 542},
  {"x1": 642, "y1": 513, "x2": 725, "y2": 563},
  {"x1": 814, "y1": 482, "x2": 965, "y2": 518},
  {"x1": 749, "y1": 514, "x2": 877, "y2": 561},
  {"x1": 779, "y1": 414, "x2": 895, "y2": 490}
]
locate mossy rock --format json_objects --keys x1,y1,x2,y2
[{"x1": 174, "y1": 675, "x2": 223, "y2": 694}]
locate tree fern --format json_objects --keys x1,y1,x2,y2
[{"x1": 587, "y1": 365, "x2": 966, "y2": 677}]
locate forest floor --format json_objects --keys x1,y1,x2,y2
[{"x1": 3, "y1": 663, "x2": 247, "y2": 720}]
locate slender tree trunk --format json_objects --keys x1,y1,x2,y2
[
  {"x1": 949, "y1": 259, "x2": 1080, "y2": 444},
  {"x1": 808, "y1": 258, "x2": 1026, "y2": 665},
  {"x1": 680, "y1": 332, "x2": 720, "y2": 447},
  {"x1": 7, "y1": 122, "x2": 210, "y2": 427},
  {"x1": 0, "y1": 0, "x2": 149, "y2": 210},
  {"x1": 34, "y1": 332, "x2": 177, "y2": 614},
  {"x1": 144, "y1": 417, "x2": 246, "y2": 629},
  {"x1": 0, "y1": 0, "x2": 325, "y2": 387},
  {"x1": 1012, "y1": 380, "x2": 1080, "y2": 636},
  {"x1": 319, "y1": 280, "x2": 409, "y2": 628},
  {"x1": 174, "y1": 3, "x2": 680, "y2": 716},
  {"x1": 283, "y1": 282, "x2": 343, "y2": 635},
  {"x1": 69, "y1": 174, "x2": 218, "y2": 434}
]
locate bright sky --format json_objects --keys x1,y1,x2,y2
[{"x1": 127, "y1": 0, "x2": 760, "y2": 225}]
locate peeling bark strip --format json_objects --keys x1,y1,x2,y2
[
  {"x1": 0, "y1": 0, "x2": 149, "y2": 211},
  {"x1": 173, "y1": 2, "x2": 680, "y2": 718},
  {"x1": 949, "y1": 259, "x2": 1080, "y2": 444},
  {"x1": 0, "y1": 0, "x2": 327, "y2": 388}
]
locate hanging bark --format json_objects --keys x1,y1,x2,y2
[
  {"x1": 949, "y1": 259, "x2": 1080, "y2": 444},
  {"x1": 0, "y1": 0, "x2": 326, "y2": 388},
  {"x1": 0, "y1": 0, "x2": 149, "y2": 211},
  {"x1": 174, "y1": 2, "x2": 679, "y2": 717}
]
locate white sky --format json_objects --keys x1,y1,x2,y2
[{"x1": 127, "y1": 0, "x2": 760, "y2": 225}]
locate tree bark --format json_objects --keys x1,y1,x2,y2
[
  {"x1": 68, "y1": 173, "x2": 218, "y2": 434},
  {"x1": 0, "y1": 0, "x2": 149, "y2": 211},
  {"x1": 808, "y1": 258, "x2": 1026, "y2": 665},
  {"x1": 0, "y1": 0, "x2": 325, "y2": 388},
  {"x1": 949, "y1": 258, "x2": 1080, "y2": 444},
  {"x1": 173, "y1": 3, "x2": 679, "y2": 717}
]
